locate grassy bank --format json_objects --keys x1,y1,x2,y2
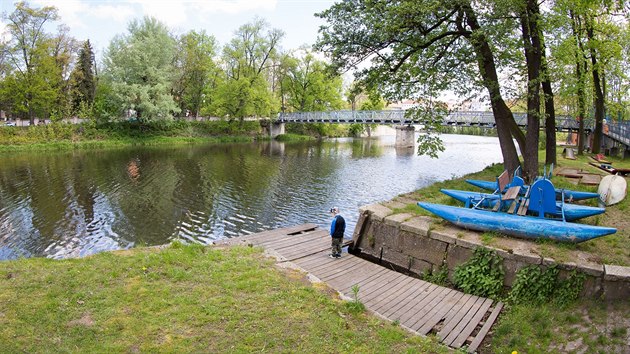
[
  {"x1": 0, "y1": 121, "x2": 351, "y2": 152},
  {"x1": 393, "y1": 150, "x2": 630, "y2": 267},
  {"x1": 0, "y1": 120, "x2": 265, "y2": 151},
  {"x1": 388, "y1": 149, "x2": 630, "y2": 353},
  {"x1": 0, "y1": 244, "x2": 447, "y2": 353}
]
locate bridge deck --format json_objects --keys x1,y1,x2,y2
[{"x1": 217, "y1": 224, "x2": 503, "y2": 352}]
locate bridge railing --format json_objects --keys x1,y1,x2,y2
[
  {"x1": 606, "y1": 121, "x2": 630, "y2": 146},
  {"x1": 278, "y1": 110, "x2": 593, "y2": 131}
]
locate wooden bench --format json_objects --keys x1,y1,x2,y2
[
  {"x1": 496, "y1": 170, "x2": 510, "y2": 194},
  {"x1": 491, "y1": 170, "x2": 520, "y2": 212}
]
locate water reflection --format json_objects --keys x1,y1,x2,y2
[{"x1": 0, "y1": 135, "x2": 503, "y2": 260}]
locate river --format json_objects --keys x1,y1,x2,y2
[{"x1": 0, "y1": 133, "x2": 503, "y2": 260}]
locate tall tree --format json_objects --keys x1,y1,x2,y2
[
  {"x1": 550, "y1": 0, "x2": 626, "y2": 154},
  {"x1": 282, "y1": 51, "x2": 344, "y2": 112},
  {"x1": 102, "y1": 16, "x2": 179, "y2": 122},
  {"x1": 586, "y1": 14, "x2": 605, "y2": 154},
  {"x1": 1, "y1": 1, "x2": 59, "y2": 123},
  {"x1": 316, "y1": 0, "x2": 526, "y2": 175},
  {"x1": 173, "y1": 30, "x2": 218, "y2": 117},
  {"x1": 517, "y1": 0, "x2": 543, "y2": 181},
  {"x1": 49, "y1": 25, "x2": 79, "y2": 120},
  {"x1": 215, "y1": 18, "x2": 284, "y2": 120},
  {"x1": 69, "y1": 40, "x2": 96, "y2": 115}
]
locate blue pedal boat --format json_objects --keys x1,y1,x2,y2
[
  {"x1": 440, "y1": 189, "x2": 605, "y2": 221},
  {"x1": 465, "y1": 179, "x2": 599, "y2": 201},
  {"x1": 419, "y1": 179, "x2": 616, "y2": 243},
  {"x1": 418, "y1": 202, "x2": 616, "y2": 243}
]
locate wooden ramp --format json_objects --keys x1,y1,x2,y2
[{"x1": 217, "y1": 224, "x2": 503, "y2": 352}]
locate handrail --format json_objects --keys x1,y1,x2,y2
[{"x1": 277, "y1": 110, "x2": 595, "y2": 132}]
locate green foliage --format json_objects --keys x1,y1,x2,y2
[
  {"x1": 348, "y1": 123, "x2": 365, "y2": 137},
  {"x1": 211, "y1": 76, "x2": 276, "y2": 119},
  {"x1": 69, "y1": 40, "x2": 96, "y2": 115},
  {"x1": 282, "y1": 51, "x2": 345, "y2": 112},
  {"x1": 174, "y1": 30, "x2": 218, "y2": 117},
  {"x1": 345, "y1": 284, "x2": 366, "y2": 314},
  {"x1": 453, "y1": 247, "x2": 504, "y2": 299},
  {"x1": 422, "y1": 266, "x2": 449, "y2": 286},
  {"x1": 285, "y1": 122, "x2": 349, "y2": 138},
  {"x1": 212, "y1": 18, "x2": 283, "y2": 120},
  {"x1": 0, "y1": 2, "x2": 62, "y2": 121},
  {"x1": 508, "y1": 265, "x2": 585, "y2": 306},
  {"x1": 0, "y1": 120, "x2": 262, "y2": 149},
  {"x1": 274, "y1": 133, "x2": 313, "y2": 142},
  {"x1": 102, "y1": 16, "x2": 180, "y2": 122}
]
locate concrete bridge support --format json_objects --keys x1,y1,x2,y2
[
  {"x1": 395, "y1": 125, "x2": 415, "y2": 147},
  {"x1": 261, "y1": 120, "x2": 285, "y2": 138}
]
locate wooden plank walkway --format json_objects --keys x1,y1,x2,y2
[{"x1": 217, "y1": 224, "x2": 503, "y2": 352}]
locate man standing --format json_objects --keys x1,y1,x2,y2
[{"x1": 329, "y1": 207, "x2": 345, "y2": 258}]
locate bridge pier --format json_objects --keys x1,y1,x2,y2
[
  {"x1": 395, "y1": 125, "x2": 415, "y2": 147},
  {"x1": 261, "y1": 120, "x2": 285, "y2": 138}
]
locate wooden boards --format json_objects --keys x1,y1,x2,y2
[{"x1": 219, "y1": 224, "x2": 504, "y2": 352}]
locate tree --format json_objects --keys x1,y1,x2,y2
[
  {"x1": 215, "y1": 18, "x2": 284, "y2": 120},
  {"x1": 1, "y1": 1, "x2": 60, "y2": 123},
  {"x1": 49, "y1": 25, "x2": 79, "y2": 120},
  {"x1": 550, "y1": 0, "x2": 627, "y2": 154},
  {"x1": 102, "y1": 16, "x2": 179, "y2": 122},
  {"x1": 281, "y1": 51, "x2": 344, "y2": 112},
  {"x1": 316, "y1": 0, "x2": 526, "y2": 175},
  {"x1": 69, "y1": 40, "x2": 96, "y2": 116},
  {"x1": 173, "y1": 30, "x2": 218, "y2": 117}
]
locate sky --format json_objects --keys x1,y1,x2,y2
[{"x1": 0, "y1": 0, "x2": 337, "y2": 60}]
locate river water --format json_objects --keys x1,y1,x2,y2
[{"x1": 0, "y1": 134, "x2": 502, "y2": 260}]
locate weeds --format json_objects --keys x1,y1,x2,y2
[{"x1": 345, "y1": 284, "x2": 366, "y2": 314}]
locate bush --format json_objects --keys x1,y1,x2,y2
[{"x1": 453, "y1": 247, "x2": 504, "y2": 298}]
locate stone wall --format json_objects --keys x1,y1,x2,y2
[{"x1": 351, "y1": 203, "x2": 630, "y2": 301}]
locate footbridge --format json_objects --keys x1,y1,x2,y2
[
  {"x1": 277, "y1": 110, "x2": 588, "y2": 131},
  {"x1": 265, "y1": 110, "x2": 629, "y2": 155}
]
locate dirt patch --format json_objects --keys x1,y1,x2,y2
[{"x1": 67, "y1": 312, "x2": 95, "y2": 327}]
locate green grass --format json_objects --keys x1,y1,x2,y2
[
  {"x1": 0, "y1": 120, "x2": 263, "y2": 151},
  {"x1": 491, "y1": 300, "x2": 630, "y2": 353},
  {"x1": 275, "y1": 133, "x2": 316, "y2": 142},
  {"x1": 0, "y1": 244, "x2": 448, "y2": 353}
]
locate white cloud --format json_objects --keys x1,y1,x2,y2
[
  {"x1": 32, "y1": 0, "x2": 89, "y2": 29},
  {"x1": 90, "y1": 4, "x2": 136, "y2": 23},
  {"x1": 27, "y1": 0, "x2": 279, "y2": 29},
  {"x1": 127, "y1": 0, "x2": 278, "y2": 27},
  {"x1": 192, "y1": 0, "x2": 277, "y2": 14}
]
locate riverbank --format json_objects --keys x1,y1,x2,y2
[
  {"x1": 0, "y1": 120, "x2": 266, "y2": 152},
  {"x1": 0, "y1": 243, "x2": 447, "y2": 353},
  {"x1": 0, "y1": 120, "x2": 347, "y2": 152},
  {"x1": 389, "y1": 153, "x2": 629, "y2": 267},
  {"x1": 372, "y1": 150, "x2": 630, "y2": 352}
]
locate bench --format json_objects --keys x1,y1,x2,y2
[{"x1": 491, "y1": 170, "x2": 520, "y2": 212}]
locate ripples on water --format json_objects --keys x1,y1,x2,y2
[{"x1": 0, "y1": 134, "x2": 503, "y2": 260}]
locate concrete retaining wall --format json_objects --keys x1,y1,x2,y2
[{"x1": 351, "y1": 203, "x2": 630, "y2": 301}]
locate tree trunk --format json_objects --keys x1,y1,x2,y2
[
  {"x1": 519, "y1": 0, "x2": 543, "y2": 182},
  {"x1": 540, "y1": 41, "x2": 557, "y2": 166},
  {"x1": 463, "y1": 4, "x2": 521, "y2": 175},
  {"x1": 586, "y1": 16, "x2": 604, "y2": 154},
  {"x1": 570, "y1": 11, "x2": 587, "y2": 155}
]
